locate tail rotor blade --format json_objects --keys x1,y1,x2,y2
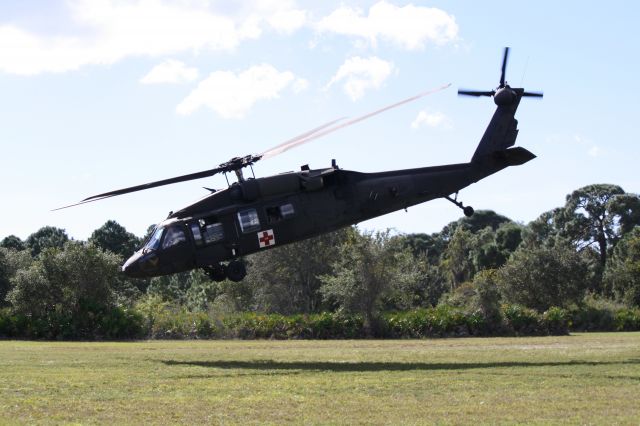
[{"x1": 522, "y1": 91, "x2": 544, "y2": 98}]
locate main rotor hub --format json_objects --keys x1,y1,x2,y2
[
  {"x1": 218, "y1": 154, "x2": 262, "y2": 174},
  {"x1": 494, "y1": 86, "x2": 516, "y2": 106}
]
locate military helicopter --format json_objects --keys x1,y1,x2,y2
[{"x1": 58, "y1": 47, "x2": 542, "y2": 282}]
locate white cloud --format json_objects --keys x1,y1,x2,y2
[
  {"x1": 326, "y1": 56, "x2": 395, "y2": 101},
  {"x1": 248, "y1": 0, "x2": 307, "y2": 34},
  {"x1": 411, "y1": 110, "x2": 451, "y2": 129},
  {"x1": 316, "y1": 1, "x2": 458, "y2": 50},
  {"x1": 140, "y1": 59, "x2": 199, "y2": 84},
  {"x1": 0, "y1": 0, "x2": 307, "y2": 75},
  {"x1": 587, "y1": 146, "x2": 601, "y2": 158},
  {"x1": 176, "y1": 64, "x2": 305, "y2": 118}
]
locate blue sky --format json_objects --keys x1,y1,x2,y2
[{"x1": 1, "y1": 0, "x2": 639, "y2": 241}]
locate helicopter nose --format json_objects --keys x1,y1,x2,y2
[{"x1": 122, "y1": 252, "x2": 144, "y2": 278}]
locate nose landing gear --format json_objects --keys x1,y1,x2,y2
[
  {"x1": 204, "y1": 259, "x2": 247, "y2": 282},
  {"x1": 445, "y1": 193, "x2": 474, "y2": 217}
]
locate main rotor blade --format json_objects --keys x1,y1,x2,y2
[
  {"x1": 500, "y1": 47, "x2": 510, "y2": 87},
  {"x1": 458, "y1": 89, "x2": 495, "y2": 97},
  {"x1": 53, "y1": 165, "x2": 226, "y2": 210},
  {"x1": 260, "y1": 116, "x2": 348, "y2": 160},
  {"x1": 261, "y1": 83, "x2": 451, "y2": 160}
]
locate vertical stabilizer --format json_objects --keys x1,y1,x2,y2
[{"x1": 471, "y1": 89, "x2": 522, "y2": 162}]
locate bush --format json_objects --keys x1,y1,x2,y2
[
  {"x1": 221, "y1": 312, "x2": 365, "y2": 339},
  {"x1": 0, "y1": 304, "x2": 144, "y2": 340},
  {"x1": 382, "y1": 307, "x2": 488, "y2": 338},
  {"x1": 614, "y1": 308, "x2": 640, "y2": 331},
  {"x1": 542, "y1": 307, "x2": 570, "y2": 335},
  {"x1": 497, "y1": 243, "x2": 588, "y2": 311},
  {"x1": 147, "y1": 306, "x2": 219, "y2": 339},
  {"x1": 502, "y1": 304, "x2": 544, "y2": 335},
  {"x1": 568, "y1": 305, "x2": 614, "y2": 331}
]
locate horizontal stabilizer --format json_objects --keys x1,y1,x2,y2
[{"x1": 500, "y1": 147, "x2": 536, "y2": 166}]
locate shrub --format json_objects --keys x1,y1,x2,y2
[
  {"x1": 497, "y1": 243, "x2": 588, "y2": 311},
  {"x1": 502, "y1": 304, "x2": 543, "y2": 335},
  {"x1": 542, "y1": 307, "x2": 569, "y2": 335},
  {"x1": 613, "y1": 308, "x2": 640, "y2": 331}
]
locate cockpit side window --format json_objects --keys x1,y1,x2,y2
[
  {"x1": 144, "y1": 227, "x2": 164, "y2": 252},
  {"x1": 190, "y1": 219, "x2": 225, "y2": 246},
  {"x1": 162, "y1": 225, "x2": 187, "y2": 249}
]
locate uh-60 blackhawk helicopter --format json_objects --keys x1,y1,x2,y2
[{"x1": 57, "y1": 47, "x2": 542, "y2": 282}]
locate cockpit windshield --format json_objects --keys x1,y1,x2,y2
[{"x1": 144, "y1": 227, "x2": 164, "y2": 252}]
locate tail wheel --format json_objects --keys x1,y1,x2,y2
[
  {"x1": 463, "y1": 206, "x2": 475, "y2": 217},
  {"x1": 226, "y1": 260, "x2": 247, "y2": 282}
]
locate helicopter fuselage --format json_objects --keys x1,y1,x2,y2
[{"x1": 122, "y1": 145, "x2": 534, "y2": 279}]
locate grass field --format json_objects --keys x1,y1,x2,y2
[{"x1": 1, "y1": 333, "x2": 639, "y2": 424}]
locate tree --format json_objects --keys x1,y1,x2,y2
[
  {"x1": 441, "y1": 226, "x2": 475, "y2": 289},
  {"x1": 497, "y1": 242, "x2": 589, "y2": 311},
  {"x1": 0, "y1": 249, "x2": 10, "y2": 306},
  {"x1": 6, "y1": 242, "x2": 120, "y2": 318},
  {"x1": 495, "y1": 222, "x2": 524, "y2": 253},
  {"x1": 147, "y1": 272, "x2": 196, "y2": 306},
  {"x1": 604, "y1": 227, "x2": 640, "y2": 306},
  {"x1": 558, "y1": 184, "x2": 640, "y2": 269},
  {"x1": 89, "y1": 220, "x2": 140, "y2": 259},
  {"x1": 320, "y1": 230, "x2": 408, "y2": 333},
  {"x1": 246, "y1": 229, "x2": 351, "y2": 314},
  {"x1": 522, "y1": 208, "x2": 564, "y2": 248},
  {"x1": 441, "y1": 210, "x2": 512, "y2": 241},
  {"x1": 0, "y1": 247, "x2": 33, "y2": 307},
  {"x1": 472, "y1": 222, "x2": 524, "y2": 272},
  {"x1": 396, "y1": 232, "x2": 447, "y2": 265},
  {"x1": 1, "y1": 235, "x2": 26, "y2": 251},
  {"x1": 26, "y1": 226, "x2": 69, "y2": 257},
  {"x1": 470, "y1": 270, "x2": 502, "y2": 324}
]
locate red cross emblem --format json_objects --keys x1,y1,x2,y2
[{"x1": 258, "y1": 229, "x2": 275, "y2": 248}]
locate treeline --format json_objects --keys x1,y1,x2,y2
[{"x1": 1, "y1": 183, "x2": 639, "y2": 340}]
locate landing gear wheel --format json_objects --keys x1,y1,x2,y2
[
  {"x1": 463, "y1": 206, "x2": 475, "y2": 217},
  {"x1": 445, "y1": 193, "x2": 474, "y2": 218},
  {"x1": 226, "y1": 260, "x2": 247, "y2": 282},
  {"x1": 205, "y1": 264, "x2": 227, "y2": 282}
]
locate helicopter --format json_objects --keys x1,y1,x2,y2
[{"x1": 57, "y1": 47, "x2": 542, "y2": 282}]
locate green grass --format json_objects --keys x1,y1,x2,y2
[{"x1": 1, "y1": 334, "x2": 639, "y2": 424}]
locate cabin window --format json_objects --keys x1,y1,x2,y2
[
  {"x1": 162, "y1": 225, "x2": 187, "y2": 249},
  {"x1": 266, "y1": 203, "x2": 295, "y2": 224},
  {"x1": 266, "y1": 206, "x2": 280, "y2": 224},
  {"x1": 202, "y1": 222, "x2": 224, "y2": 244},
  {"x1": 237, "y1": 208, "x2": 260, "y2": 233},
  {"x1": 280, "y1": 203, "x2": 295, "y2": 219}
]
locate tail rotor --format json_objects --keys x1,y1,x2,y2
[{"x1": 458, "y1": 47, "x2": 543, "y2": 104}]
